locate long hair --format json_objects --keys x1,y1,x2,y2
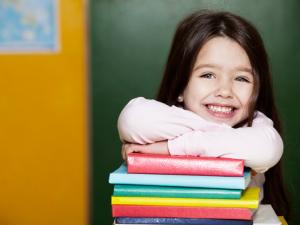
[{"x1": 156, "y1": 10, "x2": 291, "y2": 220}]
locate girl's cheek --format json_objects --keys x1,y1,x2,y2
[{"x1": 233, "y1": 84, "x2": 253, "y2": 102}]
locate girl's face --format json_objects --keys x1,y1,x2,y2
[{"x1": 182, "y1": 37, "x2": 254, "y2": 127}]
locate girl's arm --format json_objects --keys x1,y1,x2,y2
[
  {"x1": 117, "y1": 97, "x2": 226, "y2": 144},
  {"x1": 118, "y1": 97, "x2": 283, "y2": 173},
  {"x1": 168, "y1": 123, "x2": 283, "y2": 173}
]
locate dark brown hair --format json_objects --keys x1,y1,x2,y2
[{"x1": 156, "y1": 10, "x2": 291, "y2": 220}]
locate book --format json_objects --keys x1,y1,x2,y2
[
  {"x1": 278, "y1": 216, "x2": 287, "y2": 225},
  {"x1": 113, "y1": 184, "x2": 242, "y2": 199},
  {"x1": 112, "y1": 205, "x2": 254, "y2": 220},
  {"x1": 115, "y1": 217, "x2": 253, "y2": 225},
  {"x1": 253, "y1": 205, "x2": 281, "y2": 225},
  {"x1": 127, "y1": 153, "x2": 244, "y2": 176},
  {"x1": 112, "y1": 205, "x2": 280, "y2": 225},
  {"x1": 112, "y1": 187, "x2": 259, "y2": 208},
  {"x1": 109, "y1": 164, "x2": 251, "y2": 189}
]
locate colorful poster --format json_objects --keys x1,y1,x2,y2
[{"x1": 0, "y1": 0, "x2": 59, "y2": 53}]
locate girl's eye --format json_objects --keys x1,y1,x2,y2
[
  {"x1": 200, "y1": 73, "x2": 215, "y2": 79},
  {"x1": 235, "y1": 76, "x2": 250, "y2": 83}
]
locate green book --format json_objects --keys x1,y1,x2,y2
[{"x1": 113, "y1": 184, "x2": 242, "y2": 199}]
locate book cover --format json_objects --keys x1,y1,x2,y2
[
  {"x1": 115, "y1": 217, "x2": 253, "y2": 225},
  {"x1": 127, "y1": 153, "x2": 244, "y2": 176},
  {"x1": 112, "y1": 205, "x2": 254, "y2": 220},
  {"x1": 112, "y1": 187, "x2": 259, "y2": 208},
  {"x1": 109, "y1": 164, "x2": 251, "y2": 189},
  {"x1": 113, "y1": 184, "x2": 242, "y2": 199}
]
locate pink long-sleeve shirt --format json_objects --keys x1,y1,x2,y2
[{"x1": 117, "y1": 97, "x2": 284, "y2": 198}]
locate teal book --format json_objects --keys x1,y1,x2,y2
[
  {"x1": 113, "y1": 184, "x2": 242, "y2": 199},
  {"x1": 109, "y1": 164, "x2": 251, "y2": 190}
]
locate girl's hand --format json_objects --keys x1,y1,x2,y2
[
  {"x1": 121, "y1": 141, "x2": 170, "y2": 160},
  {"x1": 251, "y1": 170, "x2": 257, "y2": 177}
]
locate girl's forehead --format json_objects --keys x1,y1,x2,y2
[{"x1": 194, "y1": 37, "x2": 252, "y2": 71}]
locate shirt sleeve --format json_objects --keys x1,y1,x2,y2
[
  {"x1": 117, "y1": 97, "x2": 227, "y2": 144},
  {"x1": 168, "y1": 120, "x2": 283, "y2": 173},
  {"x1": 117, "y1": 97, "x2": 284, "y2": 173}
]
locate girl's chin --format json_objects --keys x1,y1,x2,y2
[
  {"x1": 198, "y1": 114, "x2": 235, "y2": 126},
  {"x1": 210, "y1": 118, "x2": 235, "y2": 126},
  {"x1": 204, "y1": 108, "x2": 238, "y2": 125}
]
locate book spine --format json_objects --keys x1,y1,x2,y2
[
  {"x1": 109, "y1": 167, "x2": 251, "y2": 189},
  {"x1": 112, "y1": 187, "x2": 259, "y2": 208},
  {"x1": 112, "y1": 205, "x2": 254, "y2": 220},
  {"x1": 111, "y1": 196, "x2": 258, "y2": 209},
  {"x1": 115, "y1": 217, "x2": 253, "y2": 225},
  {"x1": 113, "y1": 185, "x2": 242, "y2": 199},
  {"x1": 127, "y1": 153, "x2": 244, "y2": 176}
]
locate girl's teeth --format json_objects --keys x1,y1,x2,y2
[{"x1": 208, "y1": 105, "x2": 233, "y2": 113}]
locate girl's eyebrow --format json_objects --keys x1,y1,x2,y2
[
  {"x1": 193, "y1": 63, "x2": 219, "y2": 71},
  {"x1": 235, "y1": 66, "x2": 253, "y2": 74},
  {"x1": 193, "y1": 63, "x2": 253, "y2": 73}
]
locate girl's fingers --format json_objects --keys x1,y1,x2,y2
[
  {"x1": 122, "y1": 143, "x2": 132, "y2": 160},
  {"x1": 121, "y1": 143, "x2": 144, "y2": 161},
  {"x1": 121, "y1": 144, "x2": 127, "y2": 160}
]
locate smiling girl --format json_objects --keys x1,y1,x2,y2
[{"x1": 117, "y1": 11, "x2": 291, "y2": 220}]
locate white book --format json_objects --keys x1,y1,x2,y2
[{"x1": 253, "y1": 204, "x2": 281, "y2": 225}]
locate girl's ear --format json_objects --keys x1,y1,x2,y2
[{"x1": 177, "y1": 95, "x2": 183, "y2": 102}]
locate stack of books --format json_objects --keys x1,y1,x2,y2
[{"x1": 109, "y1": 153, "x2": 282, "y2": 225}]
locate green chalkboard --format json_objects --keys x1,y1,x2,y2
[{"x1": 90, "y1": 1, "x2": 300, "y2": 224}]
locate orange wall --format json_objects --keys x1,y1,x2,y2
[{"x1": 0, "y1": 1, "x2": 89, "y2": 225}]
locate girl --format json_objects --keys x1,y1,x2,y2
[{"x1": 117, "y1": 10, "x2": 291, "y2": 220}]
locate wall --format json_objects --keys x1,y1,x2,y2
[
  {"x1": 0, "y1": 1, "x2": 89, "y2": 225},
  {"x1": 91, "y1": 1, "x2": 300, "y2": 224}
]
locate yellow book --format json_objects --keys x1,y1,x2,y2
[
  {"x1": 111, "y1": 187, "x2": 259, "y2": 209},
  {"x1": 278, "y1": 216, "x2": 288, "y2": 225}
]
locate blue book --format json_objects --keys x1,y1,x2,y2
[
  {"x1": 109, "y1": 164, "x2": 251, "y2": 189},
  {"x1": 115, "y1": 217, "x2": 253, "y2": 225}
]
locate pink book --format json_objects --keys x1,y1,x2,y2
[
  {"x1": 127, "y1": 153, "x2": 244, "y2": 176},
  {"x1": 112, "y1": 205, "x2": 254, "y2": 220}
]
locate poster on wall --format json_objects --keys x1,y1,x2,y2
[{"x1": 0, "y1": 0, "x2": 59, "y2": 53}]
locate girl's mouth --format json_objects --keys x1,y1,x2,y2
[{"x1": 205, "y1": 104, "x2": 237, "y2": 118}]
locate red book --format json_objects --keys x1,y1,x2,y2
[
  {"x1": 112, "y1": 205, "x2": 254, "y2": 220},
  {"x1": 127, "y1": 153, "x2": 244, "y2": 176}
]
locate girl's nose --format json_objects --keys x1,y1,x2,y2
[{"x1": 215, "y1": 79, "x2": 233, "y2": 98}]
